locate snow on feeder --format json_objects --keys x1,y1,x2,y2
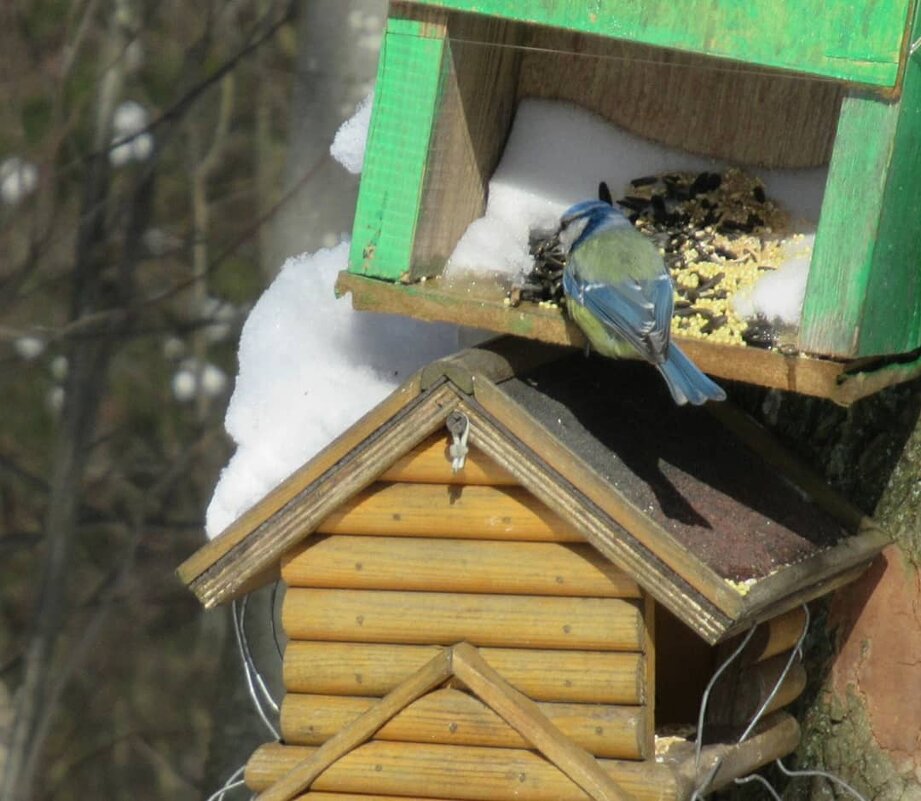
[
  {"x1": 178, "y1": 340, "x2": 889, "y2": 801},
  {"x1": 337, "y1": 0, "x2": 921, "y2": 404}
]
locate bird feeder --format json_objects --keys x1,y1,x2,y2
[
  {"x1": 178, "y1": 340, "x2": 888, "y2": 801},
  {"x1": 337, "y1": 0, "x2": 921, "y2": 404}
]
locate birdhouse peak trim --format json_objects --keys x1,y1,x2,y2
[
  {"x1": 249, "y1": 638, "x2": 803, "y2": 800},
  {"x1": 255, "y1": 641, "x2": 633, "y2": 801},
  {"x1": 179, "y1": 338, "x2": 887, "y2": 643}
]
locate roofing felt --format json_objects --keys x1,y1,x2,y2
[
  {"x1": 181, "y1": 339, "x2": 884, "y2": 639},
  {"x1": 500, "y1": 351, "x2": 849, "y2": 582}
]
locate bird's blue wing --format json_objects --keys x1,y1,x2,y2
[{"x1": 565, "y1": 250, "x2": 673, "y2": 364}]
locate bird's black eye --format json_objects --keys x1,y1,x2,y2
[{"x1": 598, "y1": 182, "x2": 613, "y2": 205}]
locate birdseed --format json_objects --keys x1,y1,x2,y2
[{"x1": 513, "y1": 168, "x2": 809, "y2": 349}]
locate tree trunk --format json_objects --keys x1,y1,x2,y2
[{"x1": 267, "y1": 0, "x2": 385, "y2": 273}]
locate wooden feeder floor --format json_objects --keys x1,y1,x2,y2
[
  {"x1": 337, "y1": 272, "x2": 921, "y2": 405},
  {"x1": 504, "y1": 353, "x2": 847, "y2": 583}
]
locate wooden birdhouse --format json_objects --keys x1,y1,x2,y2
[
  {"x1": 179, "y1": 340, "x2": 889, "y2": 801},
  {"x1": 337, "y1": 0, "x2": 921, "y2": 404}
]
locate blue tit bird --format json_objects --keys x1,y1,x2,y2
[{"x1": 559, "y1": 199, "x2": 726, "y2": 406}]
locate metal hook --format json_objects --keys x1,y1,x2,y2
[{"x1": 446, "y1": 411, "x2": 470, "y2": 473}]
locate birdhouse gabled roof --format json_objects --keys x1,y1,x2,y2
[{"x1": 179, "y1": 338, "x2": 888, "y2": 644}]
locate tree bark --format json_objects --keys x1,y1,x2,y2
[{"x1": 730, "y1": 383, "x2": 921, "y2": 801}]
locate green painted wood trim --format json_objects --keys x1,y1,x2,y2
[
  {"x1": 859, "y1": 7, "x2": 921, "y2": 354},
  {"x1": 349, "y1": 18, "x2": 448, "y2": 280},
  {"x1": 800, "y1": 3, "x2": 921, "y2": 358},
  {"x1": 402, "y1": 0, "x2": 912, "y2": 87},
  {"x1": 798, "y1": 96, "x2": 900, "y2": 357}
]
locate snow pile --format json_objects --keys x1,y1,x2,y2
[
  {"x1": 445, "y1": 99, "x2": 826, "y2": 326},
  {"x1": 206, "y1": 95, "x2": 829, "y2": 538},
  {"x1": 330, "y1": 92, "x2": 373, "y2": 174},
  {"x1": 732, "y1": 233, "x2": 815, "y2": 325},
  {"x1": 205, "y1": 242, "x2": 460, "y2": 538}
]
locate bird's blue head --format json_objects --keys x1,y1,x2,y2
[{"x1": 559, "y1": 200, "x2": 631, "y2": 253}]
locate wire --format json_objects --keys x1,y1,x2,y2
[
  {"x1": 727, "y1": 604, "x2": 867, "y2": 801},
  {"x1": 738, "y1": 604, "x2": 810, "y2": 742},
  {"x1": 204, "y1": 766, "x2": 246, "y2": 801},
  {"x1": 735, "y1": 772, "x2": 783, "y2": 801},
  {"x1": 694, "y1": 623, "x2": 758, "y2": 769},
  {"x1": 231, "y1": 599, "x2": 279, "y2": 738},
  {"x1": 269, "y1": 580, "x2": 284, "y2": 661},
  {"x1": 390, "y1": 31, "x2": 844, "y2": 85},
  {"x1": 775, "y1": 757, "x2": 871, "y2": 801},
  {"x1": 687, "y1": 622, "x2": 758, "y2": 801},
  {"x1": 237, "y1": 595, "x2": 280, "y2": 714},
  {"x1": 691, "y1": 604, "x2": 814, "y2": 799}
]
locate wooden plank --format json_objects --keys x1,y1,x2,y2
[
  {"x1": 336, "y1": 270, "x2": 584, "y2": 349},
  {"x1": 380, "y1": 433, "x2": 517, "y2": 485},
  {"x1": 281, "y1": 689, "x2": 646, "y2": 759},
  {"x1": 519, "y1": 29, "x2": 842, "y2": 169},
  {"x1": 451, "y1": 642, "x2": 635, "y2": 801},
  {"x1": 857, "y1": 4, "x2": 921, "y2": 356},
  {"x1": 315, "y1": 482, "x2": 584, "y2": 542},
  {"x1": 800, "y1": 0, "x2": 921, "y2": 360},
  {"x1": 291, "y1": 795, "x2": 502, "y2": 801},
  {"x1": 833, "y1": 351, "x2": 921, "y2": 405},
  {"x1": 183, "y1": 382, "x2": 460, "y2": 608},
  {"x1": 674, "y1": 712, "x2": 800, "y2": 792},
  {"x1": 397, "y1": 0, "x2": 911, "y2": 87},
  {"x1": 347, "y1": 10, "x2": 449, "y2": 281},
  {"x1": 734, "y1": 607, "x2": 808, "y2": 665},
  {"x1": 290, "y1": 795, "x2": 503, "y2": 801},
  {"x1": 255, "y1": 649, "x2": 453, "y2": 801},
  {"x1": 462, "y1": 385, "x2": 887, "y2": 641},
  {"x1": 283, "y1": 642, "x2": 645, "y2": 704},
  {"x1": 409, "y1": 9, "x2": 523, "y2": 280},
  {"x1": 729, "y1": 561, "x2": 879, "y2": 640},
  {"x1": 247, "y1": 741, "x2": 680, "y2": 801},
  {"x1": 709, "y1": 652, "x2": 807, "y2": 726},
  {"x1": 281, "y1": 536, "x2": 641, "y2": 598},
  {"x1": 419, "y1": 336, "x2": 573, "y2": 393},
  {"x1": 798, "y1": 93, "x2": 901, "y2": 357},
  {"x1": 461, "y1": 389, "x2": 738, "y2": 643},
  {"x1": 282, "y1": 588, "x2": 645, "y2": 651},
  {"x1": 642, "y1": 597, "x2": 656, "y2": 758},
  {"x1": 336, "y1": 272, "x2": 857, "y2": 400},
  {"x1": 177, "y1": 373, "x2": 423, "y2": 589}
]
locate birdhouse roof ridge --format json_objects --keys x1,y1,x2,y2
[{"x1": 178, "y1": 337, "x2": 888, "y2": 643}]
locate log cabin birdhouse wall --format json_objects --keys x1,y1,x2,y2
[
  {"x1": 336, "y1": 0, "x2": 921, "y2": 403},
  {"x1": 179, "y1": 340, "x2": 889, "y2": 801}
]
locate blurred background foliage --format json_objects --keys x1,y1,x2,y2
[{"x1": 0, "y1": 1, "x2": 383, "y2": 798}]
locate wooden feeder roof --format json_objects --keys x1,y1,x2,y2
[{"x1": 179, "y1": 338, "x2": 888, "y2": 644}]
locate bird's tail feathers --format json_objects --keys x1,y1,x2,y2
[{"x1": 656, "y1": 343, "x2": 727, "y2": 406}]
